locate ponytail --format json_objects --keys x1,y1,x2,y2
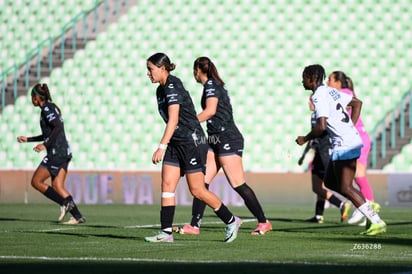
[
  {"x1": 32, "y1": 83, "x2": 61, "y2": 114},
  {"x1": 194, "y1": 57, "x2": 225, "y2": 87}
]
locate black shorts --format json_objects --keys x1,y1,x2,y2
[
  {"x1": 311, "y1": 146, "x2": 330, "y2": 178},
  {"x1": 207, "y1": 131, "x2": 244, "y2": 157},
  {"x1": 39, "y1": 155, "x2": 71, "y2": 178},
  {"x1": 163, "y1": 142, "x2": 208, "y2": 176}
]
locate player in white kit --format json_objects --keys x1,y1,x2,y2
[{"x1": 296, "y1": 64, "x2": 386, "y2": 236}]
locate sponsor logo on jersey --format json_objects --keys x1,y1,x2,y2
[{"x1": 208, "y1": 135, "x2": 221, "y2": 145}]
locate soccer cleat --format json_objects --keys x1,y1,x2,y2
[
  {"x1": 58, "y1": 206, "x2": 66, "y2": 221},
  {"x1": 361, "y1": 221, "x2": 387, "y2": 236},
  {"x1": 173, "y1": 224, "x2": 200, "y2": 235},
  {"x1": 251, "y1": 220, "x2": 273, "y2": 235},
  {"x1": 347, "y1": 209, "x2": 365, "y2": 224},
  {"x1": 144, "y1": 231, "x2": 174, "y2": 243},
  {"x1": 63, "y1": 216, "x2": 86, "y2": 225},
  {"x1": 224, "y1": 216, "x2": 241, "y2": 243},
  {"x1": 58, "y1": 201, "x2": 74, "y2": 222},
  {"x1": 305, "y1": 216, "x2": 324, "y2": 224},
  {"x1": 340, "y1": 202, "x2": 351, "y2": 222}
]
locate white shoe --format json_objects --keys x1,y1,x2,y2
[
  {"x1": 358, "y1": 218, "x2": 367, "y2": 226},
  {"x1": 63, "y1": 217, "x2": 86, "y2": 225},
  {"x1": 58, "y1": 206, "x2": 66, "y2": 221},
  {"x1": 347, "y1": 209, "x2": 364, "y2": 224}
]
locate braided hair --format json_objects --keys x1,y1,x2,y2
[{"x1": 302, "y1": 64, "x2": 326, "y2": 87}]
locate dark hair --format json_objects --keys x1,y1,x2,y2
[
  {"x1": 302, "y1": 64, "x2": 325, "y2": 86},
  {"x1": 147, "y1": 52, "x2": 176, "y2": 71},
  {"x1": 31, "y1": 83, "x2": 61, "y2": 114},
  {"x1": 331, "y1": 71, "x2": 355, "y2": 94},
  {"x1": 193, "y1": 57, "x2": 225, "y2": 87}
]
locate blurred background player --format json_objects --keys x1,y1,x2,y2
[
  {"x1": 298, "y1": 95, "x2": 350, "y2": 223},
  {"x1": 175, "y1": 57, "x2": 272, "y2": 235},
  {"x1": 327, "y1": 71, "x2": 380, "y2": 226},
  {"x1": 17, "y1": 83, "x2": 85, "y2": 224},
  {"x1": 144, "y1": 53, "x2": 240, "y2": 243},
  {"x1": 296, "y1": 64, "x2": 386, "y2": 236}
]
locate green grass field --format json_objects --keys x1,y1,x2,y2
[{"x1": 0, "y1": 204, "x2": 411, "y2": 274}]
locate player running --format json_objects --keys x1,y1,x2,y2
[
  {"x1": 17, "y1": 83, "x2": 85, "y2": 224},
  {"x1": 296, "y1": 64, "x2": 386, "y2": 236}
]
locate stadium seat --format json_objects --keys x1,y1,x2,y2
[{"x1": 2, "y1": 0, "x2": 412, "y2": 171}]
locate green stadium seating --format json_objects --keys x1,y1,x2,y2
[
  {"x1": 1, "y1": 0, "x2": 411, "y2": 171},
  {"x1": 0, "y1": 0, "x2": 98, "y2": 71}
]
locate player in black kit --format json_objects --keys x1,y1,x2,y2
[
  {"x1": 144, "y1": 53, "x2": 240, "y2": 243},
  {"x1": 17, "y1": 83, "x2": 85, "y2": 224},
  {"x1": 174, "y1": 57, "x2": 272, "y2": 235}
]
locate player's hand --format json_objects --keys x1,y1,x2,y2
[
  {"x1": 152, "y1": 148, "x2": 165, "y2": 165},
  {"x1": 295, "y1": 136, "x2": 306, "y2": 146},
  {"x1": 33, "y1": 143, "x2": 45, "y2": 152},
  {"x1": 17, "y1": 136, "x2": 27, "y2": 143}
]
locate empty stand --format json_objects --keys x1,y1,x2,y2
[{"x1": 1, "y1": 0, "x2": 411, "y2": 171}]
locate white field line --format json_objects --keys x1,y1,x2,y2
[
  {"x1": 0, "y1": 219, "x2": 257, "y2": 232},
  {"x1": 0, "y1": 255, "x2": 358, "y2": 265},
  {"x1": 124, "y1": 218, "x2": 257, "y2": 229}
]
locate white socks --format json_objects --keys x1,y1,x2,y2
[{"x1": 357, "y1": 202, "x2": 382, "y2": 224}]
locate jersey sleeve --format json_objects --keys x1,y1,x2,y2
[
  {"x1": 164, "y1": 82, "x2": 181, "y2": 106},
  {"x1": 204, "y1": 80, "x2": 219, "y2": 99}
]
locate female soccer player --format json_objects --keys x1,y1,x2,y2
[
  {"x1": 327, "y1": 71, "x2": 380, "y2": 226},
  {"x1": 296, "y1": 64, "x2": 386, "y2": 236},
  {"x1": 299, "y1": 95, "x2": 350, "y2": 224},
  {"x1": 175, "y1": 57, "x2": 271, "y2": 235},
  {"x1": 144, "y1": 53, "x2": 240, "y2": 243},
  {"x1": 17, "y1": 83, "x2": 85, "y2": 224}
]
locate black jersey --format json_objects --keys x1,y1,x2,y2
[
  {"x1": 28, "y1": 101, "x2": 72, "y2": 160},
  {"x1": 201, "y1": 79, "x2": 238, "y2": 135},
  {"x1": 156, "y1": 75, "x2": 205, "y2": 145},
  {"x1": 310, "y1": 112, "x2": 330, "y2": 154}
]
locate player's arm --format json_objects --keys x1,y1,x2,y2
[
  {"x1": 298, "y1": 141, "x2": 311, "y2": 165},
  {"x1": 296, "y1": 117, "x2": 327, "y2": 145},
  {"x1": 160, "y1": 104, "x2": 179, "y2": 145},
  {"x1": 197, "y1": 97, "x2": 218, "y2": 123},
  {"x1": 18, "y1": 135, "x2": 43, "y2": 142},
  {"x1": 152, "y1": 104, "x2": 179, "y2": 164},
  {"x1": 347, "y1": 96, "x2": 362, "y2": 125}
]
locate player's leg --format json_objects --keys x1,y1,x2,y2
[
  {"x1": 52, "y1": 167, "x2": 85, "y2": 224},
  {"x1": 181, "y1": 150, "x2": 220, "y2": 234},
  {"x1": 219, "y1": 154, "x2": 271, "y2": 235},
  {"x1": 31, "y1": 164, "x2": 64, "y2": 206},
  {"x1": 186, "y1": 170, "x2": 240, "y2": 242},
  {"x1": 306, "y1": 173, "x2": 326, "y2": 223},
  {"x1": 336, "y1": 159, "x2": 386, "y2": 235},
  {"x1": 145, "y1": 164, "x2": 180, "y2": 243}
]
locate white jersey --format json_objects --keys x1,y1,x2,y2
[{"x1": 311, "y1": 85, "x2": 362, "y2": 153}]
